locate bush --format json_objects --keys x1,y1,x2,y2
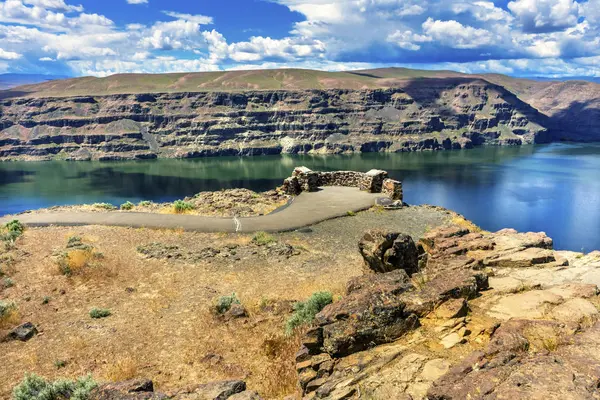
[
  {"x1": 215, "y1": 293, "x2": 240, "y2": 314},
  {"x1": 1, "y1": 220, "x2": 24, "y2": 242},
  {"x1": 13, "y1": 373, "x2": 97, "y2": 400},
  {"x1": 252, "y1": 231, "x2": 276, "y2": 246},
  {"x1": 285, "y1": 292, "x2": 333, "y2": 334},
  {"x1": 0, "y1": 300, "x2": 17, "y2": 319},
  {"x1": 89, "y1": 308, "x2": 111, "y2": 319},
  {"x1": 3, "y1": 277, "x2": 14, "y2": 288},
  {"x1": 173, "y1": 200, "x2": 194, "y2": 213},
  {"x1": 58, "y1": 237, "x2": 101, "y2": 276},
  {"x1": 120, "y1": 201, "x2": 134, "y2": 211},
  {"x1": 346, "y1": 211, "x2": 356, "y2": 217},
  {"x1": 92, "y1": 203, "x2": 116, "y2": 210},
  {"x1": 138, "y1": 200, "x2": 152, "y2": 207}
]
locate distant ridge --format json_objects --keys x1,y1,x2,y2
[
  {"x1": 0, "y1": 73, "x2": 70, "y2": 90},
  {"x1": 1, "y1": 67, "x2": 599, "y2": 143}
]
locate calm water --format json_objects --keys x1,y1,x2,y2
[{"x1": 1, "y1": 142, "x2": 599, "y2": 251}]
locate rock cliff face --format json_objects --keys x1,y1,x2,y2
[
  {"x1": 296, "y1": 223, "x2": 600, "y2": 399},
  {"x1": 0, "y1": 78, "x2": 550, "y2": 161}
]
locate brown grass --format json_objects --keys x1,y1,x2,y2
[
  {"x1": 0, "y1": 303, "x2": 19, "y2": 329},
  {"x1": 102, "y1": 357, "x2": 138, "y2": 382},
  {"x1": 450, "y1": 215, "x2": 483, "y2": 232},
  {"x1": 0, "y1": 225, "x2": 364, "y2": 399}
]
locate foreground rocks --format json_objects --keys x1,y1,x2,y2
[
  {"x1": 296, "y1": 222, "x2": 600, "y2": 399},
  {"x1": 91, "y1": 379, "x2": 261, "y2": 400}
]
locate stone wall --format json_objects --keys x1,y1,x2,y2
[{"x1": 281, "y1": 166, "x2": 403, "y2": 202}]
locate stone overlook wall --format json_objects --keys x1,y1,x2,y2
[{"x1": 281, "y1": 167, "x2": 403, "y2": 201}]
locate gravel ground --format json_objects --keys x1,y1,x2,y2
[{"x1": 282, "y1": 205, "x2": 453, "y2": 254}]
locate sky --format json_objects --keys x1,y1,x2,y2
[{"x1": 0, "y1": 0, "x2": 598, "y2": 78}]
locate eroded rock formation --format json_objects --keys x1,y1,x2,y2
[
  {"x1": 296, "y1": 223, "x2": 600, "y2": 399},
  {"x1": 0, "y1": 79, "x2": 550, "y2": 161}
]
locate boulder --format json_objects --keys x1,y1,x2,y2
[
  {"x1": 90, "y1": 379, "x2": 166, "y2": 400},
  {"x1": 4, "y1": 322, "x2": 37, "y2": 342},
  {"x1": 316, "y1": 288, "x2": 420, "y2": 357},
  {"x1": 359, "y1": 230, "x2": 419, "y2": 274},
  {"x1": 174, "y1": 380, "x2": 247, "y2": 400}
]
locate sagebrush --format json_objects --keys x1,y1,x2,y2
[
  {"x1": 285, "y1": 291, "x2": 333, "y2": 334},
  {"x1": 12, "y1": 374, "x2": 97, "y2": 400}
]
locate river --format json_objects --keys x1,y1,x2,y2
[{"x1": 1, "y1": 142, "x2": 599, "y2": 251}]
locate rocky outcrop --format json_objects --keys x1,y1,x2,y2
[
  {"x1": 0, "y1": 79, "x2": 550, "y2": 161},
  {"x1": 3, "y1": 322, "x2": 38, "y2": 342},
  {"x1": 295, "y1": 223, "x2": 600, "y2": 399}
]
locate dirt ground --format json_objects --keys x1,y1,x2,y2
[{"x1": 0, "y1": 206, "x2": 450, "y2": 399}]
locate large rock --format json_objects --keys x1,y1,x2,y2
[
  {"x1": 358, "y1": 230, "x2": 419, "y2": 274},
  {"x1": 174, "y1": 380, "x2": 246, "y2": 400},
  {"x1": 4, "y1": 322, "x2": 38, "y2": 342},
  {"x1": 90, "y1": 379, "x2": 166, "y2": 400},
  {"x1": 316, "y1": 287, "x2": 420, "y2": 357}
]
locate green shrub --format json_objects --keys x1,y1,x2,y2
[
  {"x1": 89, "y1": 308, "x2": 111, "y2": 319},
  {"x1": 215, "y1": 293, "x2": 240, "y2": 314},
  {"x1": 66, "y1": 236, "x2": 91, "y2": 250},
  {"x1": 285, "y1": 292, "x2": 333, "y2": 334},
  {"x1": 1, "y1": 220, "x2": 24, "y2": 242},
  {"x1": 54, "y1": 360, "x2": 67, "y2": 369},
  {"x1": 173, "y1": 200, "x2": 194, "y2": 213},
  {"x1": 92, "y1": 203, "x2": 116, "y2": 210},
  {"x1": 42, "y1": 296, "x2": 51, "y2": 305},
  {"x1": 346, "y1": 211, "x2": 357, "y2": 217},
  {"x1": 12, "y1": 373, "x2": 97, "y2": 400},
  {"x1": 138, "y1": 200, "x2": 152, "y2": 207},
  {"x1": 252, "y1": 231, "x2": 276, "y2": 246},
  {"x1": 120, "y1": 201, "x2": 134, "y2": 211},
  {"x1": 3, "y1": 277, "x2": 14, "y2": 288}
]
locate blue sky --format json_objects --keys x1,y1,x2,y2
[{"x1": 0, "y1": 0, "x2": 598, "y2": 78}]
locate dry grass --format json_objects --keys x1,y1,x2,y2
[
  {"x1": 0, "y1": 301, "x2": 19, "y2": 329},
  {"x1": 102, "y1": 357, "x2": 138, "y2": 382},
  {"x1": 450, "y1": 215, "x2": 483, "y2": 232},
  {"x1": 0, "y1": 225, "x2": 364, "y2": 399}
]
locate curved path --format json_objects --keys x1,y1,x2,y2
[{"x1": 0, "y1": 187, "x2": 385, "y2": 233}]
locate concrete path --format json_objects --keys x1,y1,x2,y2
[{"x1": 0, "y1": 187, "x2": 385, "y2": 233}]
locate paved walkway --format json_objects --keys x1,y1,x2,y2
[{"x1": 0, "y1": 187, "x2": 385, "y2": 233}]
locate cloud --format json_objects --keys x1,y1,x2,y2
[
  {"x1": 0, "y1": 0, "x2": 599, "y2": 78},
  {"x1": 507, "y1": 0, "x2": 580, "y2": 33},
  {"x1": 23, "y1": 0, "x2": 82, "y2": 12},
  {"x1": 162, "y1": 11, "x2": 213, "y2": 25},
  {"x1": 0, "y1": 48, "x2": 22, "y2": 59},
  {"x1": 386, "y1": 30, "x2": 431, "y2": 51},
  {"x1": 422, "y1": 18, "x2": 494, "y2": 49}
]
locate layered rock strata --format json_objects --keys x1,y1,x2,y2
[
  {"x1": 0, "y1": 79, "x2": 550, "y2": 161},
  {"x1": 296, "y1": 224, "x2": 600, "y2": 399}
]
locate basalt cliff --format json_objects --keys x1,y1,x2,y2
[{"x1": 0, "y1": 68, "x2": 595, "y2": 161}]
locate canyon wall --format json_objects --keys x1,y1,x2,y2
[{"x1": 0, "y1": 78, "x2": 551, "y2": 161}]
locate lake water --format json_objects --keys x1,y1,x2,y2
[{"x1": 1, "y1": 142, "x2": 599, "y2": 251}]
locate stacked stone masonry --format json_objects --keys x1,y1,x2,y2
[{"x1": 281, "y1": 167, "x2": 403, "y2": 201}]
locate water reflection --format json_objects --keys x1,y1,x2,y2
[{"x1": 0, "y1": 143, "x2": 599, "y2": 251}]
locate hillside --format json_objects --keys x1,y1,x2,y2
[
  {"x1": 0, "y1": 68, "x2": 598, "y2": 161},
  {"x1": 1, "y1": 68, "x2": 466, "y2": 98}
]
